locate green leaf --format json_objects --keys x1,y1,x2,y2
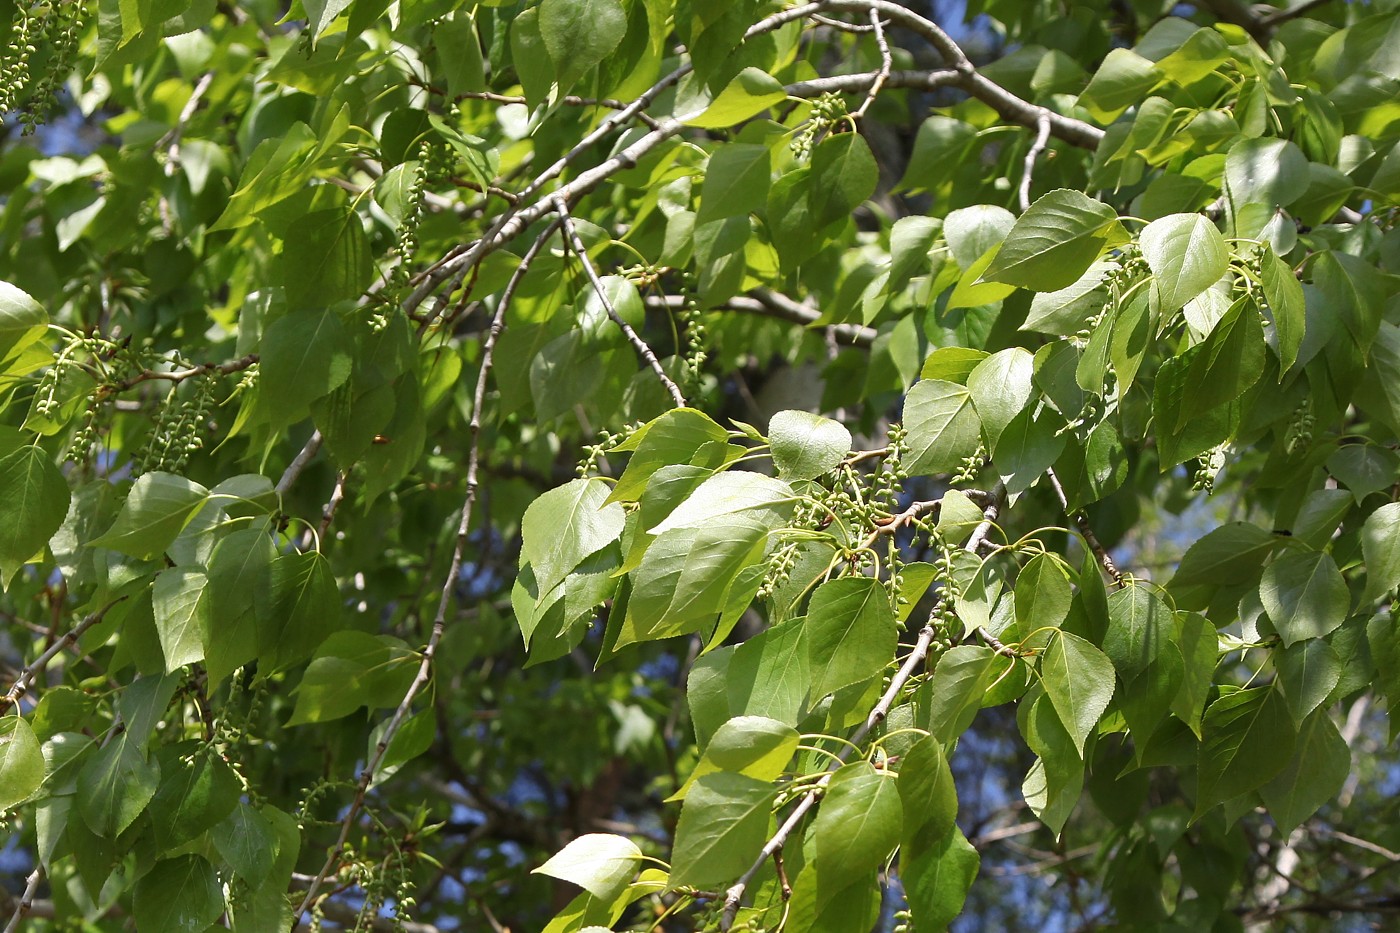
[
  {"x1": 92, "y1": 472, "x2": 208, "y2": 561},
  {"x1": 1015, "y1": 553, "x2": 1073, "y2": 634},
  {"x1": 214, "y1": 802, "x2": 279, "y2": 885},
  {"x1": 669, "y1": 772, "x2": 776, "y2": 888},
  {"x1": 0, "y1": 444, "x2": 70, "y2": 586},
  {"x1": 1103, "y1": 583, "x2": 1173, "y2": 684},
  {"x1": 1259, "y1": 708, "x2": 1350, "y2": 835},
  {"x1": 134, "y1": 855, "x2": 224, "y2": 933},
  {"x1": 257, "y1": 309, "x2": 355, "y2": 427},
  {"x1": 994, "y1": 407, "x2": 1066, "y2": 496},
  {"x1": 904, "y1": 379, "x2": 982, "y2": 476},
  {"x1": 538, "y1": 0, "x2": 626, "y2": 91},
  {"x1": 1260, "y1": 550, "x2": 1350, "y2": 647},
  {"x1": 273, "y1": 208, "x2": 373, "y2": 309},
  {"x1": 267, "y1": 550, "x2": 341, "y2": 671},
  {"x1": 811, "y1": 762, "x2": 902, "y2": 888},
  {"x1": 672, "y1": 716, "x2": 798, "y2": 801},
  {"x1": 982, "y1": 189, "x2": 1122, "y2": 291},
  {"x1": 697, "y1": 144, "x2": 771, "y2": 227},
  {"x1": 1196, "y1": 687, "x2": 1296, "y2": 814},
  {"x1": 1224, "y1": 137, "x2": 1310, "y2": 208},
  {"x1": 805, "y1": 577, "x2": 897, "y2": 700},
  {"x1": 149, "y1": 747, "x2": 241, "y2": 848},
  {"x1": 1363, "y1": 502, "x2": 1400, "y2": 603},
  {"x1": 899, "y1": 116, "x2": 976, "y2": 192},
  {"x1": 1168, "y1": 522, "x2": 1278, "y2": 589},
  {"x1": 648, "y1": 471, "x2": 792, "y2": 534},
  {"x1": 679, "y1": 67, "x2": 787, "y2": 128},
  {"x1": 944, "y1": 205, "x2": 1015, "y2": 269},
  {"x1": 1079, "y1": 48, "x2": 1162, "y2": 122},
  {"x1": 534, "y1": 833, "x2": 642, "y2": 900},
  {"x1": 287, "y1": 632, "x2": 416, "y2": 726},
  {"x1": 899, "y1": 735, "x2": 957, "y2": 851},
  {"x1": 727, "y1": 619, "x2": 811, "y2": 726},
  {"x1": 1277, "y1": 639, "x2": 1342, "y2": 723},
  {"x1": 625, "y1": 516, "x2": 769, "y2": 642},
  {"x1": 926, "y1": 646, "x2": 997, "y2": 744},
  {"x1": 888, "y1": 215, "x2": 940, "y2": 295},
  {"x1": 901, "y1": 825, "x2": 980, "y2": 931},
  {"x1": 1259, "y1": 246, "x2": 1304, "y2": 373},
  {"x1": 1176, "y1": 297, "x2": 1266, "y2": 430},
  {"x1": 1020, "y1": 689, "x2": 1084, "y2": 834},
  {"x1": 0, "y1": 715, "x2": 44, "y2": 811},
  {"x1": 1172, "y1": 612, "x2": 1218, "y2": 738},
  {"x1": 768, "y1": 410, "x2": 851, "y2": 481},
  {"x1": 204, "y1": 527, "x2": 276, "y2": 684},
  {"x1": 808, "y1": 133, "x2": 878, "y2": 228},
  {"x1": 523, "y1": 479, "x2": 627, "y2": 597},
  {"x1": 1023, "y1": 261, "x2": 1113, "y2": 336},
  {"x1": 1140, "y1": 213, "x2": 1228, "y2": 314},
  {"x1": 0, "y1": 280, "x2": 49, "y2": 362},
  {"x1": 152, "y1": 567, "x2": 210, "y2": 672},
  {"x1": 967, "y1": 348, "x2": 1035, "y2": 450},
  {"x1": 609, "y1": 409, "x2": 729, "y2": 503},
  {"x1": 77, "y1": 734, "x2": 160, "y2": 837},
  {"x1": 1040, "y1": 631, "x2": 1114, "y2": 756}
]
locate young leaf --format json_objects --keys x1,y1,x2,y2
[
  {"x1": 1260, "y1": 550, "x2": 1350, "y2": 647},
  {"x1": 1361, "y1": 502, "x2": 1400, "y2": 602},
  {"x1": 982, "y1": 189, "x2": 1122, "y2": 291},
  {"x1": 1140, "y1": 213, "x2": 1228, "y2": 314},
  {"x1": 669, "y1": 773, "x2": 776, "y2": 888},
  {"x1": 1040, "y1": 632, "x2": 1115, "y2": 756},
  {"x1": 904, "y1": 379, "x2": 982, "y2": 476},
  {"x1": 533, "y1": 833, "x2": 642, "y2": 900},
  {"x1": 134, "y1": 855, "x2": 224, "y2": 933},
  {"x1": 538, "y1": 0, "x2": 626, "y2": 91},
  {"x1": 899, "y1": 735, "x2": 958, "y2": 851},
  {"x1": 670, "y1": 716, "x2": 799, "y2": 801},
  {"x1": 1196, "y1": 687, "x2": 1296, "y2": 814},
  {"x1": 0, "y1": 715, "x2": 44, "y2": 811},
  {"x1": 805, "y1": 577, "x2": 898, "y2": 700},
  {"x1": 768, "y1": 410, "x2": 851, "y2": 481}
]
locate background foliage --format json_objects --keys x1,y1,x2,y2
[{"x1": 1, "y1": 0, "x2": 1400, "y2": 930}]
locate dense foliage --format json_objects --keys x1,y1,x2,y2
[{"x1": 1, "y1": 0, "x2": 1400, "y2": 930}]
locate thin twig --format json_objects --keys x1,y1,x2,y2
[
  {"x1": 1018, "y1": 109, "x2": 1053, "y2": 213},
  {"x1": 719, "y1": 482, "x2": 1006, "y2": 929},
  {"x1": 3, "y1": 866, "x2": 43, "y2": 933},
  {"x1": 821, "y1": 0, "x2": 1104, "y2": 148},
  {"x1": 292, "y1": 223, "x2": 560, "y2": 923},
  {"x1": 2, "y1": 598, "x2": 125, "y2": 714},
  {"x1": 552, "y1": 195, "x2": 686, "y2": 408},
  {"x1": 645, "y1": 293, "x2": 878, "y2": 348},
  {"x1": 1044, "y1": 467, "x2": 1124, "y2": 588},
  {"x1": 111, "y1": 353, "x2": 258, "y2": 392},
  {"x1": 719, "y1": 621, "x2": 939, "y2": 930},
  {"x1": 158, "y1": 71, "x2": 214, "y2": 177},
  {"x1": 1259, "y1": 0, "x2": 1335, "y2": 29},
  {"x1": 851, "y1": 6, "x2": 893, "y2": 120},
  {"x1": 404, "y1": 3, "x2": 826, "y2": 316},
  {"x1": 277, "y1": 431, "x2": 324, "y2": 498}
]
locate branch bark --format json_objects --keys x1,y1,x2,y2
[{"x1": 292, "y1": 225, "x2": 561, "y2": 923}]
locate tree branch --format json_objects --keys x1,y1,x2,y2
[
  {"x1": 645, "y1": 291, "x2": 878, "y2": 348},
  {"x1": 851, "y1": 7, "x2": 893, "y2": 120},
  {"x1": 3, "y1": 866, "x2": 43, "y2": 933},
  {"x1": 1, "y1": 598, "x2": 125, "y2": 714},
  {"x1": 1044, "y1": 467, "x2": 1124, "y2": 588},
  {"x1": 1019, "y1": 110, "x2": 1052, "y2": 213},
  {"x1": 293, "y1": 224, "x2": 561, "y2": 924},
  {"x1": 719, "y1": 482, "x2": 1007, "y2": 929},
  {"x1": 553, "y1": 196, "x2": 686, "y2": 408},
  {"x1": 821, "y1": 0, "x2": 1104, "y2": 149}
]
